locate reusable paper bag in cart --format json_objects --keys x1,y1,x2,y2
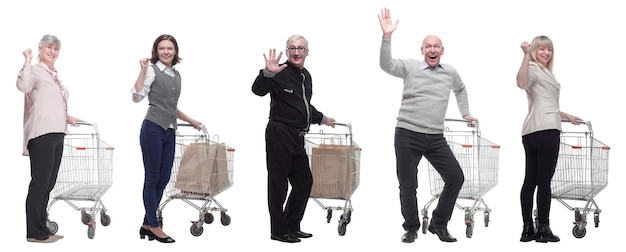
[
  {"x1": 175, "y1": 142, "x2": 230, "y2": 195},
  {"x1": 310, "y1": 143, "x2": 357, "y2": 199}
]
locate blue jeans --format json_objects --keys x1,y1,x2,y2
[{"x1": 140, "y1": 120, "x2": 176, "y2": 227}]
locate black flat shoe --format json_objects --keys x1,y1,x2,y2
[
  {"x1": 291, "y1": 231, "x2": 313, "y2": 238},
  {"x1": 139, "y1": 227, "x2": 153, "y2": 240},
  {"x1": 271, "y1": 233, "x2": 300, "y2": 243},
  {"x1": 428, "y1": 225, "x2": 457, "y2": 242},
  {"x1": 401, "y1": 230, "x2": 418, "y2": 243},
  {"x1": 146, "y1": 229, "x2": 175, "y2": 243}
]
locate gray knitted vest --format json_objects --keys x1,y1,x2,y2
[{"x1": 144, "y1": 64, "x2": 181, "y2": 130}]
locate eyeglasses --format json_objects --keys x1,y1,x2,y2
[{"x1": 287, "y1": 47, "x2": 308, "y2": 53}]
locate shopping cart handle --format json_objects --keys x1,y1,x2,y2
[
  {"x1": 561, "y1": 119, "x2": 588, "y2": 125},
  {"x1": 444, "y1": 118, "x2": 478, "y2": 127},
  {"x1": 68, "y1": 121, "x2": 93, "y2": 126},
  {"x1": 445, "y1": 118, "x2": 472, "y2": 123},
  {"x1": 178, "y1": 123, "x2": 209, "y2": 135}
]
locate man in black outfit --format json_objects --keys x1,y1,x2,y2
[{"x1": 252, "y1": 34, "x2": 336, "y2": 243}]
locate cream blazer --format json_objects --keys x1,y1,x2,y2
[{"x1": 520, "y1": 61, "x2": 561, "y2": 136}]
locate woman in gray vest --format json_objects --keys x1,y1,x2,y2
[{"x1": 131, "y1": 34, "x2": 202, "y2": 243}]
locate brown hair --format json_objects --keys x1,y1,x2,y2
[{"x1": 150, "y1": 34, "x2": 181, "y2": 65}]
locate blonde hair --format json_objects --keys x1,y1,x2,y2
[{"x1": 529, "y1": 35, "x2": 554, "y2": 71}]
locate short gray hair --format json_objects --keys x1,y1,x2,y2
[
  {"x1": 285, "y1": 34, "x2": 308, "y2": 49},
  {"x1": 39, "y1": 34, "x2": 61, "y2": 49}
]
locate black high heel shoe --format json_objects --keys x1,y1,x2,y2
[
  {"x1": 146, "y1": 229, "x2": 175, "y2": 243},
  {"x1": 139, "y1": 227, "x2": 153, "y2": 241}
]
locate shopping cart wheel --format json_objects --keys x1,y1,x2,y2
[
  {"x1": 190, "y1": 223, "x2": 204, "y2": 237},
  {"x1": 574, "y1": 209, "x2": 582, "y2": 223},
  {"x1": 344, "y1": 210, "x2": 352, "y2": 224},
  {"x1": 81, "y1": 211, "x2": 92, "y2": 225},
  {"x1": 326, "y1": 209, "x2": 332, "y2": 223},
  {"x1": 87, "y1": 225, "x2": 96, "y2": 239},
  {"x1": 47, "y1": 221, "x2": 59, "y2": 235},
  {"x1": 220, "y1": 211, "x2": 231, "y2": 226},
  {"x1": 465, "y1": 223, "x2": 474, "y2": 238},
  {"x1": 422, "y1": 217, "x2": 429, "y2": 234},
  {"x1": 338, "y1": 218, "x2": 347, "y2": 236},
  {"x1": 572, "y1": 225, "x2": 586, "y2": 238},
  {"x1": 204, "y1": 212, "x2": 214, "y2": 224},
  {"x1": 484, "y1": 211, "x2": 490, "y2": 227},
  {"x1": 594, "y1": 211, "x2": 600, "y2": 228},
  {"x1": 100, "y1": 214, "x2": 111, "y2": 226}
]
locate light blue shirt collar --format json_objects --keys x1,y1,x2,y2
[{"x1": 421, "y1": 61, "x2": 444, "y2": 70}]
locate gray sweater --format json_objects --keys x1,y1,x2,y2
[{"x1": 379, "y1": 38, "x2": 471, "y2": 134}]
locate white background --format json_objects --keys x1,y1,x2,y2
[{"x1": 1, "y1": 0, "x2": 623, "y2": 251}]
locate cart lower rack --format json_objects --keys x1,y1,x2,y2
[
  {"x1": 305, "y1": 123, "x2": 361, "y2": 236},
  {"x1": 159, "y1": 124, "x2": 235, "y2": 237},
  {"x1": 423, "y1": 119, "x2": 500, "y2": 238},
  {"x1": 47, "y1": 122, "x2": 114, "y2": 239}
]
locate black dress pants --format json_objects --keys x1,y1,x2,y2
[
  {"x1": 26, "y1": 133, "x2": 64, "y2": 239},
  {"x1": 520, "y1": 129, "x2": 560, "y2": 225},
  {"x1": 265, "y1": 121, "x2": 313, "y2": 236},
  {"x1": 395, "y1": 128, "x2": 464, "y2": 231}
]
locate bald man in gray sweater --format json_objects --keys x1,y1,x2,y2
[{"x1": 377, "y1": 8, "x2": 479, "y2": 243}]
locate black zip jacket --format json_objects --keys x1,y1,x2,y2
[{"x1": 252, "y1": 61, "x2": 324, "y2": 131}]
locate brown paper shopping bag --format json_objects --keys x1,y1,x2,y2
[
  {"x1": 175, "y1": 142, "x2": 230, "y2": 195},
  {"x1": 209, "y1": 143, "x2": 230, "y2": 194},
  {"x1": 310, "y1": 143, "x2": 356, "y2": 199}
]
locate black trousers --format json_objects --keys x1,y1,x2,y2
[
  {"x1": 26, "y1": 133, "x2": 64, "y2": 239},
  {"x1": 264, "y1": 121, "x2": 313, "y2": 236},
  {"x1": 520, "y1": 129, "x2": 560, "y2": 225},
  {"x1": 395, "y1": 128, "x2": 464, "y2": 231}
]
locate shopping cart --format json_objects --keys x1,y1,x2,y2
[
  {"x1": 158, "y1": 124, "x2": 235, "y2": 237},
  {"x1": 540, "y1": 120, "x2": 609, "y2": 238},
  {"x1": 305, "y1": 122, "x2": 361, "y2": 236},
  {"x1": 422, "y1": 119, "x2": 500, "y2": 238},
  {"x1": 47, "y1": 122, "x2": 114, "y2": 239}
]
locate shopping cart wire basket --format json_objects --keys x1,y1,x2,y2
[
  {"x1": 47, "y1": 122, "x2": 114, "y2": 239},
  {"x1": 305, "y1": 122, "x2": 361, "y2": 236},
  {"x1": 542, "y1": 120, "x2": 609, "y2": 238},
  {"x1": 422, "y1": 119, "x2": 500, "y2": 238},
  {"x1": 159, "y1": 123, "x2": 235, "y2": 237}
]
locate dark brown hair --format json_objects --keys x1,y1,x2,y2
[{"x1": 150, "y1": 34, "x2": 181, "y2": 65}]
